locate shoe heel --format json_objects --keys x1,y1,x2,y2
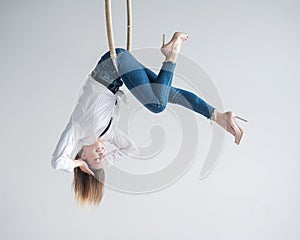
[
  {"x1": 235, "y1": 115, "x2": 248, "y2": 122},
  {"x1": 162, "y1": 34, "x2": 166, "y2": 46}
]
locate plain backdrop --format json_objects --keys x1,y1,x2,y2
[{"x1": 0, "y1": 0, "x2": 299, "y2": 239}]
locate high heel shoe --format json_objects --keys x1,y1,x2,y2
[
  {"x1": 160, "y1": 32, "x2": 189, "y2": 62},
  {"x1": 224, "y1": 111, "x2": 248, "y2": 145}
]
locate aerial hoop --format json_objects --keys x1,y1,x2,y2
[
  {"x1": 126, "y1": 0, "x2": 132, "y2": 51},
  {"x1": 105, "y1": 0, "x2": 132, "y2": 70}
]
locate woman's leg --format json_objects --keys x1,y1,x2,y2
[
  {"x1": 142, "y1": 60, "x2": 250, "y2": 145},
  {"x1": 115, "y1": 48, "x2": 176, "y2": 113},
  {"x1": 143, "y1": 67, "x2": 216, "y2": 120},
  {"x1": 168, "y1": 87, "x2": 215, "y2": 120},
  {"x1": 113, "y1": 48, "x2": 216, "y2": 120}
]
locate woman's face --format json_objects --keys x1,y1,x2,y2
[{"x1": 81, "y1": 139, "x2": 106, "y2": 170}]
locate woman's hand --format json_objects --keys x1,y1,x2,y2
[{"x1": 73, "y1": 159, "x2": 95, "y2": 176}]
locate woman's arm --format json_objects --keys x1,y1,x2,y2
[
  {"x1": 51, "y1": 121, "x2": 79, "y2": 173},
  {"x1": 103, "y1": 128, "x2": 139, "y2": 166}
]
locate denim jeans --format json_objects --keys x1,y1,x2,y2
[{"x1": 92, "y1": 48, "x2": 215, "y2": 120}]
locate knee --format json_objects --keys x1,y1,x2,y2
[
  {"x1": 98, "y1": 48, "x2": 128, "y2": 65},
  {"x1": 115, "y1": 48, "x2": 130, "y2": 62},
  {"x1": 145, "y1": 103, "x2": 166, "y2": 114},
  {"x1": 116, "y1": 48, "x2": 127, "y2": 54},
  {"x1": 154, "y1": 104, "x2": 167, "y2": 114}
]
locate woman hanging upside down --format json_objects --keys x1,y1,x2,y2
[{"x1": 51, "y1": 32, "x2": 247, "y2": 206}]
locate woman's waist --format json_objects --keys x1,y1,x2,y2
[{"x1": 90, "y1": 68, "x2": 123, "y2": 94}]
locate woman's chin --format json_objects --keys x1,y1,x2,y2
[{"x1": 92, "y1": 162, "x2": 105, "y2": 170}]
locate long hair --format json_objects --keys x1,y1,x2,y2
[{"x1": 72, "y1": 154, "x2": 105, "y2": 207}]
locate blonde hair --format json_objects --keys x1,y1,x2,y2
[{"x1": 72, "y1": 154, "x2": 105, "y2": 207}]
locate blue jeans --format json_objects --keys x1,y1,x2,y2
[{"x1": 92, "y1": 48, "x2": 216, "y2": 120}]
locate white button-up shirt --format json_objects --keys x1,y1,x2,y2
[{"x1": 51, "y1": 74, "x2": 138, "y2": 173}]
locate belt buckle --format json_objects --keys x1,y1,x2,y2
[{"x1": 115, "y1": 86, "x2": 119, "y2": 93}]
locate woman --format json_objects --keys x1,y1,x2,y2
[{"x1": 51, "y1": 32, "x2": 247, "y2": 206}]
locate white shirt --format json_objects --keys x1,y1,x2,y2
[{"x1": 51, "y1": 74, "x2": 138, "y2": 173}]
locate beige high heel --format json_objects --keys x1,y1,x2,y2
[
  {"x1": 160, "y1": 32, "x2": 189, "y2": 61},
  {"x1": 224, "y1": 112, "x2": 248, "y2": 145}
]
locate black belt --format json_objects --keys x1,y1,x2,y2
[{"x1": 91, "y1": 70, "x2": 120, "y2": 94}]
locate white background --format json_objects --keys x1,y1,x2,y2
[{"x1": 0, "y1": 0, "x2": 299, "y2": 239}]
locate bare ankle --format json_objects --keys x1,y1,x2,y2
[
  {"x1": 211, "y1": 109, "x2": 217, "y2": 122},
  {"x1": 165, "y1": 56, "x2": 177, "y2": 63},
  {"x1": 212, "y1": 110, "x2": 223, "y2": 123}
]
